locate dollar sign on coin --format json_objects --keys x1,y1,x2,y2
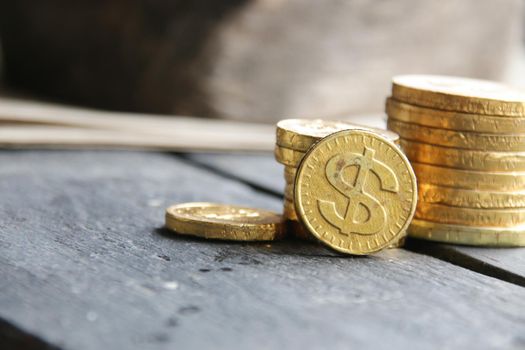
[
  {"x1": 295, "y1": 130, "x2": 417, "y2": 255},
  {"x1": 318, "y1": 147, "x2": 399, "y2": 235}
]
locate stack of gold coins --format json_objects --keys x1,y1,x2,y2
[
  {"x1": 386, "y1": 75, "x2": 525, "y2": 246},
  {"x1": 274, "y1": 119, "x2": 400, "y2": 240}
]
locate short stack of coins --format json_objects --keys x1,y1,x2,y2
[
  {"x1": 274, "y1": 119, "x2": 400, "y2": 240},
  {"x1": 386, "y1": 74, "x2": 525, "y2": 246}
]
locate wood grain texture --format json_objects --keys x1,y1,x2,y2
[
  {"x1": 1, "y1": 151, "x2": 525, "y2": 350},
  {"x1": 189, "y1": 153, "x2": 525, "y2": 281}
]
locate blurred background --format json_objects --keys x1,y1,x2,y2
[{"x1": 0, "y1": 0, "x2": 523, "y2": 123}]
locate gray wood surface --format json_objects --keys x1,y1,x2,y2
[
  {"x1": 1, "y1": 151, "x2": 525, "y2": 350},
  {"x1": 189, "y1": 153, "x2": 525, "y2": 283}
]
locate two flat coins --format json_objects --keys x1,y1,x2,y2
[{"x1": 294, "y1": 130, "x2": 417, "y2": 255}]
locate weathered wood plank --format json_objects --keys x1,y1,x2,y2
[
  {"x1": 189, "y1": 153, "x2": 525, "y2": 282},
  {"x1": 1, "y1": 151, "x2": 525, "y2": 350}
]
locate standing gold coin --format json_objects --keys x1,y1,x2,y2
[
  {"x1": 295, "y1": 130, "x2": 417, "y2": 255},
  {"x1": 165, "y1": 203, "x2": 284, "y2": 241},
  {"x1": 274, "y1": 145, "x2": 305, "y2": 168},
  {"x1": 388, "y1": 119, "x2": 525, "y2": 151},
  {"x1": 392, "y1": 75, "x2": 525, "y2": 117},
  {"x1": 276, "y1": 119, "x2": 399, "y2": 152},
  {"x1": 399, "y1": 139, "x2": 525, "y2": 171},
  {"x1": 418, "y1": 183, "x2": 525, "y2": 209},
  {"x1": 408, "y1": 219, "x2": 525, "y2": 247},
  {"x1": 386, "y1": 98, "x2": 525, "y2": 133},
  {"x1": 415, "y1": 202, "x2": 525, "y2": 227},
  {"x1": 412, "y1": 162, "x2": 525, "y2": 191},
  {"x1": 284, "y1": 166, "x2": 297, "y2": 184}
]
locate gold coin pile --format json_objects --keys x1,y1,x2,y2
[
  {"x1": 274, "y1": 119, "x2": 399, "y2": 239},
  {"x1": 387, "y1": 74, "x2": 525, "y2": 246},
  {"x1": 163, "y1": 119, "x2": 418, "y2": 255}
]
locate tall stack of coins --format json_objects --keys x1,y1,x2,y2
[
  {"x1": 274, "y1": 119, "x2": 400, "y2": 240},
  {"x1": 386, "y1": 75, "x2": 525, "y2": 246}
]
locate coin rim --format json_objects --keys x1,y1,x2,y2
[
  {"x1": 409, "y1": 219, "x2": 525, "y2": 247},
  {"x1": 294, "y1": 129, "x2": 418, "y2": 255},
  {"x1": 392, "y1": 74, "x2": 525, "y2": 117},
  {"x1": 165, "y1": 202, "x2": 284, "y2": 241}
]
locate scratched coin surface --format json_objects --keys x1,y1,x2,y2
[
  {"x1": 392, "y1": 75, "x2": 525, "y2": 116},
  {"x1": 386, "y1": 98, "x2": 525, "y2": 133},
  {"x1": 408, "y1": 219, "x2": 525, "y2": 247},
  {"x1": 165, "y1": 203, "x2": 284, "y2": 241},
  {"x1": 418, "y1": 183, "x2": 525, "y2": 209},
  {"x1": 411, "y1": 162, "x2": 525, "y2": 191},
  {"x1": 399, "y1": 139, "x2": 525, "y2": 171},
  {"x1": 388, "y1": 119, "x2": 525, "y2": 151},
  {"x1": 274, "y1": 145, "x2": 305, "y2": 168},
  {"x1": 284, "y1": 166, "x2": 297, "y2": 184},
  {"x1": 276, "y1": 119, "x2": 399, "y2": 152},
  {"x1": 295, "y1": 130, "x2": 417, "y2": 255},
  {"x1": 415, "y1": 202, "x2": 525, "y2": 227}
]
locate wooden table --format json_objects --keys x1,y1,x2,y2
[{"x1": 1, "y1": 150, "x2": 524, "y2": 350}]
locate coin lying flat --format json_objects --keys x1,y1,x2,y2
[
  {"x1": 386, "y1": 97, "x2": 525, "y2": 133},
  {"x1": 418, "y1": 183, "x2": 525, "y2": 209},
  {"x1": 284, "y1": 182, "x2": 294, "y2": 201},
  {"x1": 283, "y1": 198, "x2": 298, "y2": 221},
  {"x1": 165, "y1": 203, "x2": 284, "y2": 241},
  {"x1": 415, "y1": 202, "x2": 525, "y2": 227},
  {"x1": 276, "y1": 119, "x2": 399, "y2": 152},
  {"x1": 284, "y1": 166, "x2": 297, "y2": 184},
  {"x1": 295, "y1": 129, "x2": 417, "y2": 255},
  {"x1": 388, "y1": 119, "x2": 525, "y2": 152},
  {"x1": 392, "y1": 75, "x2": 525, "y2": 117},
  {"x1": 274, "y1": 145, "x2": 305, "y2": 168},
  {"x1": 412, "y1": 162, "x2": 525, "y2": 191},
  {"x1": 408, "y1": 219, "x2": 525, "y2": 247},
  {"x1": 399, "y1": 139, "x2": 525, "y2": 171}
]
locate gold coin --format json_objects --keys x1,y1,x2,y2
[
  {"x1": 274, "y1": 145, "x2": 305, "y2": 167},
  {"x1": 412, "y1": 162, "x2": 525, "y2": 191},
  {"x1": 418, "y1": 183, "x2": 525, "y2": 209},
  {"x1": 415, "y1": 202, "x2": 525, "y2": 227},
  {"x1": 165, "y1": 202, "x2": 284, "y2": 241},
  {"x1": 283, "y1": 198, "x2": 298, "y2": 221},
  {"x1": 386, "y1": 97, "x2": 525, "y2": 133},
  {"x1": 392, "y1": 75, "x2": 525, "y2": 117},
  {"x1": 399, "y1": 139, "x2": 525, "y2": 171},
  {"x1": 295, "y1": 129, "x2": 417, "y2": 255},
  {"x1": 284, "y1": 166, "x2": 297, "y2": 184},
  {"x1": 284, "y1": 182, "x2": 294, "y2": 201},
  {"x1": 276, "y1": 118, "x2": 399, "y2": 152},
  {"x1": 388, "y1": 119, "x2": 525, "y2": 152},
  {"x1": 408, "y1": 219, "x2": 525, "y2": 247}
]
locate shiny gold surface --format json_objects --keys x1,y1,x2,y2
[
  {"x1": 388, "y1": 119, "x2": 525, "y2": 152},
  {"x1": 276, "y1": 118, "x2": 399, "y2": 152},
  {"x1": 274, "y1": 145, "x2": 305, "y2": 168},
  {"x1": 165, "y1": 202, "x2": 284, "y2": 241},
  {"x1": 386, "y1": 97, "x2": 525, "y2": 133},
  {"x1": 392, "y1": 75, "x2": 525, "y2": 116},
  {"x1": 418, "y1": 183, "x2": 525, "y2": 209},
  {"x1": 399, "y1": 139, "x2": 525, "y2": 171},
  {"x1": 295, "y1": 130, "x2": 416, "y2": 255},
  {"x1": 415, "y1": 202, "x2": 525, "y2": 227},
  {"x1": 409, "y1": 219, "x2": 525, "y2": 247},
  {"x1": 284, "y1": 166, "x2": 297, "y2": 184}
]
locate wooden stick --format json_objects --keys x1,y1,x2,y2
[{"x1": 0, "y1": 97, "x2": 275, "y2": 152}]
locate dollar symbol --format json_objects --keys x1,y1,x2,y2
[{"x1": 318, "y1": 147, "x2": 399, "y2": 235}]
